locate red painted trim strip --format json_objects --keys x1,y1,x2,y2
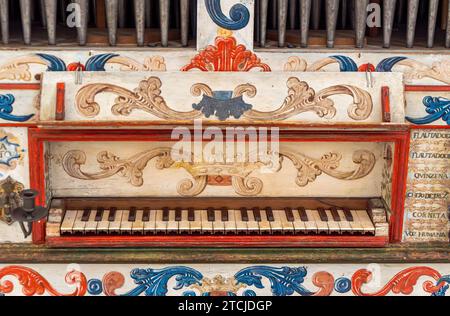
[
  {"x1": 405, "y1": 85, "x2": 450, "y2": 92},
  {"x1": 55, "y1": 82, "x2": 65, "y2": 121},
  {"x1": 47, "y1": 235, "x2": 388, "y2": 248},
  {"x1": 0, "y1": 83, "x2": 41, "y2": 90},
  {"x1": 381, "y1": 86, "x2": 391, "y2": 123}
]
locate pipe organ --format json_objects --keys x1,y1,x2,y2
[{"x1": 0, "y1": 0, "x2": 448, "y2": 297}]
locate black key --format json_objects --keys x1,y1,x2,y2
[
  {"x1": 285, "y1": 207, "x2": 294, "y2": 222},
  {"x1": 108, "y1": 207, "x2": 117, "y2": 222},
  {"x1": 298, "y1": 207, "x2": 308, "y2": 222},
  {"x1": 330, "y1": 207, "x2": 341, "y2": 222},
  {"x1": 207, "y1": 208, "x2": 215, "y2": 222},
  {"x1": 142, "y1": 208, "x2": 150, "y2": 222},
  {"x1": 240, "y1": 208, "x2": 249, "y2": 222},
  {"x1": 343, "y1": 208, "x2": 354, "y2": 222},
  {"x1": 188, "y1": 208, "x2": 195, "y2": 221},
  {"x1": 95, "y1": 207, "x2": 104, "y2": 222},
  {"x1": 252, "y1": 207, "x2": 261, "y2": 222},
  {"x1": 265, "y1": 207, "x2": 274, "y2": 221},
  {"x1": 175, "y1": 208, "x2": 182, "y2": 221},
  {"x1": 128, "y1": 207, "x2": 137, "y2": 222},
  {"x1": 318, "y1": 208, "x2": 328, "y2": 222},
  {"x1": 221, "y1": 208, "x2": 228, "y2": 221},
  {"x1": 81, "y1": 208, "x2": 91, "y2": 222},
  {"x1": 162, "y1": 207, "x2": 169, "y2": 221}
]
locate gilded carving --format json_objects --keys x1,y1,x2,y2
[{"x1": 62, "y1": 149, "x2": 376, "y2": 197}]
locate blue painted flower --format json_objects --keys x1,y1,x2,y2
[{"x1": 334, "y1": 277, "x2": 352, "y2": 293}]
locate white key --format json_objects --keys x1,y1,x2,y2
[
  {"x1": 72, "y1": 210, "x2": 87, "y2": 233},
  {"x1": 325, "y1": 210, "x2": 341, "y2": 234},
  {"x1": 84, "y1": 210, "x2": 98, "y2": 234},
  {"x1": 132, "y1": 210, "x2": 144, "y2": 234},
  {"x1": 302, "y1": 209, "x2": 318, "y2": 233},
  {"x1": 189, "y1": 210, "x2": 202, "y2": 233},
  {"x1": 155, "y1": 209, "x2": 167, "y2": 233},
  {"x1": 270, "y1": 210, "x2": 284, "y2": 233},
  {"x1": 212, "y1": 210, "x2": 225, "y2": 234},
  {"x1": 120, "y1": 210, "x2": 132, "y2": 233},
  {"x1": 179, "y1": 210, "x2": 190, "y2": 233},
  {"x1": 201, "y1": 210, "x2": 213, "y2": 234},
  {"x1": 143, "y1": 209, "x2": 156, "y2": 234},
  {"x1": 97, "y1": 210, "x2": 110, "y2": 233},
  {"x1": 279, "y1": 210, "x2": 295, "y2": 233},
  {"x1": 309, "y1": 209, "x2": 328, "y2": 233},
  {"x1": 224, "y1": 210, "x2": 236, "y2": 234},
  {"x1": 355, "y1": 210, "x2": 375, "y2": 234},
  {"x1": 349, "y1": 210, "x2": 365, "y2": 234},
  {"x1": 109, "y1": 209, "x2": 123, "y2": 233},
  {"x1": 258, "y1": 210, "x2": 272, "y2": 234},
  {"x1": 336, "y1": 209, "x2": 352, "y2": 232},
  {"x1": 166, "y1": 210, "x2": 179, "y2": 233},
  {"x1": 234, "y1": 210, "x2": 247, "y2": 232},
  {"x1": 246, "y1": 210, "x2": 259, "y2": 234},
  {"x1": 61, "y1": 210, "x2": 77, "y2": 234},
  {"x1": 292, "y1": 209, "x2": 306, "y2": 233}
]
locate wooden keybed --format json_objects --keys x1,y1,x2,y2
[{"x1": 46, "y1": 197, "x2": 389, "y2": 248}]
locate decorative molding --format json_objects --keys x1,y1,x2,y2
[
  {"x1": 406, "y1": 96, "x2": 450, "y2": 125},
  {"x1": 0, "y1": 94, "x2": 35, "y2": 122},
  {"x1": 61, "y1": 148, "x2": 376, "y2": 197},
  {"x1": 76, "y1": 76, "x2": 373, "y2": 121},
  {"x1": 0, "y1": 176, "x2": 24, "y2": 225},
  {"x1": 182, "y1": 36, "x2": 270, "y2": 72},
  {"x1": 0, "y1": 54, "x2": 66, "y2": 81},
  {"x1": 0, "y1": 266, "x2": 87, "y2": 296},
  {"x1": 204, "y1": 0, "x2": 250, "y2": 31}
]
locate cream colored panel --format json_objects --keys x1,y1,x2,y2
[{"x1": 48, "y1": 141, "x2": 383, "y2": 198}]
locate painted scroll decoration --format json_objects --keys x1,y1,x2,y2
[
  {"x1": 182, "y1": 36, "x2": 270, "y2": 72},
  {"x1": 406, "y1": 96, "x2": 450, "y2": 125},
  {"x1": 204, "y1": 0, "x2": 250, "y2": 31},
  {"x1": 0, "y1": 94, "x2": 34, "y2": 122},
  {"x1": 76, "y1": 76, "x2": 373, "y2": 121},
  {"x1": 0, "y1": 176, "x2": 24, "y2": 225},
  {"x1": 84, "y1": 53, "x2": 166, "y2": 72},
  {"x1": 1, "y1": 265, "x2": 449, "y2": 296},
  {"x1": 0, "y1": 265, "x2": 87, "y2": 296},
  {"x1": 0, "y1": 54, "x2": 66, "y2": 81},
  {"x1": 376, "y1": 57, "x2": 450, "y2": 85},
  {"x1": 61, "y1": 148, "x2": 376, "y2": 197}
]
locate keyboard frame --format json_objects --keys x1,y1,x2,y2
[{"x1": 29, "y1": 128, "x2": 410, "y2": 247}]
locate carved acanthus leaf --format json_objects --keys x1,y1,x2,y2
[
  {"x1": 76, "y1": 77, "x2": 202, "y2": 120},
  {"x1": 243, "y1": 77, "x2": 373, "y2": 121},
  {"x1": 62, "y1": 148, "x2": 376, "y2": 197}
]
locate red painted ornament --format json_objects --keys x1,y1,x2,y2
[
  {"x1": 67, "y1": 62, "x2": 85, "y2": 71},
  {"x1": 182, "y1": 36, "x2": 271, "y2": 72}
]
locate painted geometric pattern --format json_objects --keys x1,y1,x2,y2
[{"x1": 0, "y1": 265, "x2": 449, "y2": 296}]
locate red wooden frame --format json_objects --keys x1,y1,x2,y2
[{"x1": 28, "y1": 128, "x2": 410, "y2": 247}]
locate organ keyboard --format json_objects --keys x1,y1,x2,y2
[{"x1": 46, "y1": 197, "x2": 389, "y2": 247}]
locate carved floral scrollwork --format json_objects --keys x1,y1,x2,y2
[
  {"x1": 62, "y1": 148, "x2": 376, "y2": 197},
  {"x1": 75, "y1": 76, "x2": 373, "y2": 121},
  {"x1": 242, "y1": 78, "x2": 373, "y2": 121},
  {"x1": 75, "y1": 77, "x2": 202, "y2": 120}
]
